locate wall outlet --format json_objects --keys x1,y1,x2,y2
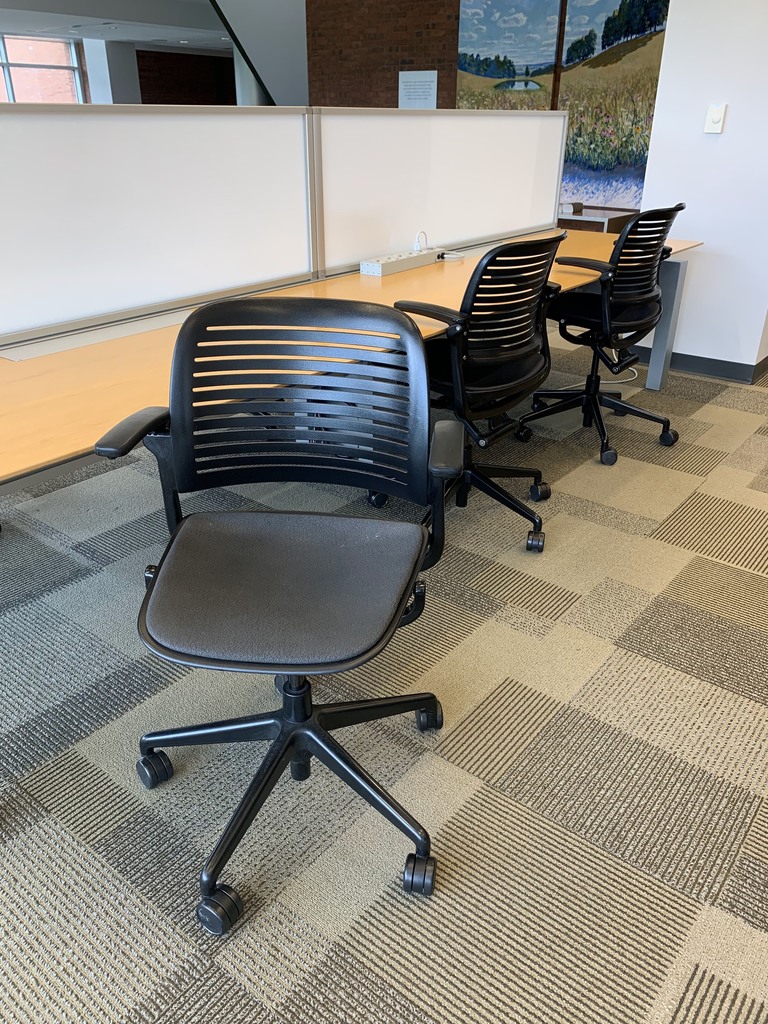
[{"x1": 360, "y1": 248, "x2": 441, "y2": 276}]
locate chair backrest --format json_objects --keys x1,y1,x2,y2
[
  {"x1": 449, "y1": 232, "x2": 565, "y2": 421},
  {"x1": 609, "y1": 203, "x2": 685, "y2": 302},
  {"x1": 161, "y1": 297, "x2": 432, "y2": 507}
]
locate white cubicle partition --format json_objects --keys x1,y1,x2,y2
[
  {"x1": 0, "y1": 105, "x2": 313, "y2": 341},
  {"x1": 314, "y1": 108, "x2": 568, "y2": 274},
  {"x1": 2, "y1": 105, "x2": 567, "y2": 344}
]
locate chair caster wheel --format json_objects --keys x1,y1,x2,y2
[
  {"x1": 526, "y1": 531, "x2": 545, "y2": 553},
  {"x1": 197, "y1": 884, "x2": 244, "y2": 936},
  {"x1": 367, "y1": 490, "x2": 388, "y2": 508},
  {"x1": 531, "y1": 398, "x2": 548, "y2": 412},
  {"x1": 529, "y1": 481, "x2": 551, "y2": 502},
  {"x1": 136, "y1": 750, "x2": 173, "y2": 789},
  {"x1": 600, "y1": 447, "x2": 618, "y2": 465},
  {"x1": 416, "y1": 701, "x2": 443, "y2": 732},
  {"x1": 515, "y1": 425, "x2": 533, "y2": 442},
  {"x1": 403, "y1": 853, "x2": 436, "y2": 896},
  {"x1": 660, "y1": 428, "x2": 679, "y2": 447},
  {"x1": 613, "y1": 409, "x2": 628, "y2": 417}
]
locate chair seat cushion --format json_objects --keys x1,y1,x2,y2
[
  {"x1": 548, "y1": 291, "x2": 662, "y2": 339},
  {"x1": 141, "y1": 511, "x2": 428, "y2": 671}
]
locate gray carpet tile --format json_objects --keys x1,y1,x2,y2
[
  {"x1": 716, "y1": 854, "x2": 768, "y2": 934},
  {"x1": 0, "y1": 522, "x2": 95, "y2": 611},
  {"x1": 501, "y1": 706, "x2": 760, "y2": 903},
  {"x1": 437, "y1": 677, "x2": 560, "y2": 786},
  {"x1": 671, "y1": 964, "x2": 768, "y2": 1023},
  {"x1": 618, "y1": 595, "x2": 768, "y2": 706},
  {"x1": 6, "y1": 360, "x2": 768, "y2": 1022},
  {"x1": 343, "y1": 789, "x2": 698, "y2": 1024}
]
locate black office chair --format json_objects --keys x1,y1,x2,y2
[
  {"x1": 514, "y1": 204, "x2": 685, "y2": 465},
  {"x1": 95, "y1": 297, "x2": 464, "y2": 936},
  {"x1": 395, "y1": 232, "x2": 566, "y2": 552}
]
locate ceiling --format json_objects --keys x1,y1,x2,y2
[{"x1": 0, "y1": 3, "x2": 232, "y2": 51}]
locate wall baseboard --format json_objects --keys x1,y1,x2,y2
[{"x1": 634, "y1": 346, "x2": 761, "y2": 384}]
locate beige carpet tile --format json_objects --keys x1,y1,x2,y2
[
  {"x1": 645, "y1": 906, "x2": 768, "y2": 1023},
  {"x1": 698, "y1": 466, "x2": 768, "y2": 513},
  {"x1": 542, "y1": 489, "x2": 659, "y2": 536},
  {"x1": 504, "y1": 513, "x2": 692, "y2": 595},
  {"x1": 618, "y1": 595, "x2": 768, "y2": 706},
  {"x1": 277, "y1": 754, "x2": 480, "y2": 943},
  {"x1": 653, "y1": 491, "x2": 768, "y2": 574},
  {"x1": 572, "y1": 650, "x2": 768, "y2": 795},
  {"x1": 0, "y1": 814, "x2": 208, "y2": 1024},
  {"x1": 342, "y1": 790, "x2": 698, "y2": 1024},
  {"x1": 749, "y1": 473, "x2": 768, "y2": 494},
  {"x1": 501, "y1": 707, "x2": 760, "y2": 903},
  {"x1": 21, "y1": 747, "x2": 142, "y2": 845},
  {"x1": 757, "y1": 422, "x2": 768, "y2": 436},
  {"x1": 669, "y1": 964, "x2": 768, "y2": 1023},
  {"x1": 561, "y1": 578, "x2": 655, "y2": 641},
  {"x1": 663, "y1": 556, "x2": 768, "y2": 634},
  {"x1": 492, "y1": 601, "x2": 558, "y2": 638},
  {"x1": 436, "y1": 677, "x2": 560, "y2": 786},
  {"x1": 555, "y1": 456, "x2": 703, "y2": 520},
  {"x1": 689, "y1": 405, "x2": 767, "y2": 453},
  {"x1": 328, "y1": 592, "x2": 486, "y2": 700}
]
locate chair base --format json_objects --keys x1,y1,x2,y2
[
  {"x1": 516, "y1": 368, "x2": 677, "y2": 464},
  {"x1": 137, "y1": 674, "x2": 442, "y2": 934},
  {"x1": 456, "y1": 457, "x2": 550, "y2": 552}
]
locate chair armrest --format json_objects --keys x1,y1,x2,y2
[
  {"x1": 556, "y1": 256, "x2": 614, "y2": 283},
  {"x1": 428, "y1": 420, "x2": 464, "y2": 479},
  {"x1": 544, "y1": 282, "x2": 562, "y2": 302},
  {"x1": 394, "y1": 300, "x2": 467, "y2": 327},
  {"x1": 95, "y1": 406, "x2": 170, "y2": 459}
]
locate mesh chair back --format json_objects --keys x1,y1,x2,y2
[
  {"x1": 610, "y1": 204, "x2": 685, "y2": 302},
  {"x1": 168, "y1": 297, "x2": 431, "y2": 505},
  {"x1": 460, "y1": 233, "x2": 565, "y2": 368}
]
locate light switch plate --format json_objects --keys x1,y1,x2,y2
[{"x1": 704, "y1": 103, "x2": 727, "y2": 134}]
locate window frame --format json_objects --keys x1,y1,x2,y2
[{"x1": 0, "y1": 34, "x2": 85, "y2": 103}]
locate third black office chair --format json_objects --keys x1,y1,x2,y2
[
  {"x1": 395, "y1": 232, "x2": 565, "y2": 552},
  {"x1": 95, "y1": 297, "x2": 463, "y2": 935},
  {"x1": 514, "y1": 204, "x2": 685, "y2": 465}
]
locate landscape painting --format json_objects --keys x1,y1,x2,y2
[{"x1": 457, "y1": 0, "x2": 669, "y2": 207}]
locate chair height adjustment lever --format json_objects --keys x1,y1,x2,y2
[
  {"x1": 398, "y1": 581, "x2": 426, "y2": 628},
  {"x1": 144, "y1": 565, "x2": 158, "y2": 590}
]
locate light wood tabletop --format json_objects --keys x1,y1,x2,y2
[{"x1": 0, "y1": 230, "x2": 701, "y2": 486}]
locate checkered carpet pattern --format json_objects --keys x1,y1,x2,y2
[{"x1": 2, "y1": 346, "x2": 768, "y2": 1023}]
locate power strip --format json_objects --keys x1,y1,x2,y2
[{"x1": 360, "y1": 248, "x2": 442, "y2": 277}]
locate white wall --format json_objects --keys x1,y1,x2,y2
[
  {"x1": 642, "y1": 0, "x2": 768, "y2": 370},
  {"x1": 214, "y1": 0, "x2": 308, "y2": 105}
]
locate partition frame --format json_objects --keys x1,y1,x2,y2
[{"x1": 1, "y1": 103, "x2": 567, "y2": 348}]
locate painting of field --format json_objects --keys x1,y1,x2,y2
[{"x1": 457, "y1": 31, "x2": 666, "y2": 207}]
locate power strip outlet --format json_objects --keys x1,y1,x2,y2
[{"x1": 360, "y1": 248, "x2": 441, "y2": 277}]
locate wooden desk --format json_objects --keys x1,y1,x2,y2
[{"x1": 0, "y1": 230, "x2": 700, "y2": 485}]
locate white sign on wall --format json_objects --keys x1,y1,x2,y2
[{"x1": 398, "y1": 70, "x2": 438, "y2": 110}]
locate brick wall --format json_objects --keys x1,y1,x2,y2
[
  {"x1": 136, "y1": 51, "x2": 236, "y2": 106},
  {"x1": 306, "y1": 0, "x2": 460, "y2": 108}
]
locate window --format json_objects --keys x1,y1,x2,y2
[{"x1": 0, "y1": 35, "x2": 85, "y2": 103}]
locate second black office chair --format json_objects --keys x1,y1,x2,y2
[
  {"x1": 396, "y1": 232, "x2": 565, "y2": 552},
  {"x1": 95, "y1": 297, "x2": 464, "y2": 935},
  {"x1": 515, "y1": 203, "x2": 685, "y2": 465}
]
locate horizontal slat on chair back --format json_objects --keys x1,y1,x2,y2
[
  {"x1": 169, "y1": 298, "x2": 431, "y2": 504},
  {"x1": 463, "y1": 235, "x2": 564, "y2": 365},
  {"x1": 611, "y1": 205, "x2": 684, "y2": 300}
]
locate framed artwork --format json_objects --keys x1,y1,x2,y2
[{"x1": 457, "y1": 0, "x2": 670, "y2": 207}]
